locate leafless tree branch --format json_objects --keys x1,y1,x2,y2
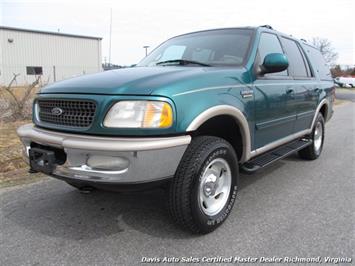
[
  {"x1": 0, "y1": 74, "x2": 42, "y2": 120},
  {"x1": 311, "y1": 37, "x2": 338, "y2": 65},
  {"x1": 2, "y1": 73, "x2": 21, "y2": 108}
]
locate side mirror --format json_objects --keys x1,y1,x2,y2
[{"x1": 259, "y1": 53, "x2": 289, "y2": 75}]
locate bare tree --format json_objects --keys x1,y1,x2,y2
[
  {"x1": 311, "y1": 37, "x2": 338, "y2": 65},
  {"x1": 0, "y1": 74, "x2": 42, "y2": 120}
]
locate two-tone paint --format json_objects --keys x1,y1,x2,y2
[{"x1": 34, "y1": 27, "x2": 335, "y2": 164}]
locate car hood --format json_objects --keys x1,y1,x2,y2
[
  {"x1": 40, "y1": 66, "x2": 248, "y2": 97},
  {"x1": 40, "y1": 66, "x2": 220, "y2": 95}
]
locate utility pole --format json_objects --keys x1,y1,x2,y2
[
  {"x1": 143, "y1": 45, "x2": 150, "y2": 56},
  {"x1": 53, "y1": 65, "x2": 56, "y2": 82},
  {"x1": 108, "y1": 8, "x2": 112, "y2": 65}
]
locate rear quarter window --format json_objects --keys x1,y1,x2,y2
[
  {"x1": 302, "y1": 44, "x2": 332, "y2": 81},
  {"x1": 281, "y1": 37, "x2": 309, "y2": 78}
]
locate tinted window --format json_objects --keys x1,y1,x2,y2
[
  {"x1": 191, "y1": 48, "x2": 214, "y2": 62},
  {"x1": 281, "y1": 38, "x2": 308, "y2": 77},
  {"x1": 138, "y1": 29, "x2": 253, "y2": 67},
  {"x1": 258, "y1": 33, "x2": 287, "y2": 76},
  {"x1": 159, "y1": 45, "x2": 186, "y2": 61},
  {"x1": 298, "y1": 45, "x2": 313, "y2": 77},
  {"x1": 303, "y1": 44, "x2": 332, "y2": 80}
]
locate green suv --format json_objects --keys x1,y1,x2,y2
[{"x1": 17, "y1": 25, "x2": 335, "y2": 234}]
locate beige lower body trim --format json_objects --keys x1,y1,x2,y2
[
  {"x1": 17, "y1": 124, "x2": 190, "y2": 184},
  {"x1": 17, "y1": 124, "x2": 191, "y2": 151},
  {"x1": 249, "y1": 98, "x2": 329, "y2": 159},
  {"x1": 250, "y1": 129, "x2": 311, "y2": 158}
]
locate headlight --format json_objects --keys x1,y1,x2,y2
[{"x1": 104, "y1": 101, "x2": 173, "y2": 128}]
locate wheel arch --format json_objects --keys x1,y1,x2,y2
[
  {"x1": 311, "y1": 98, "x2": 330, "y2": 129},
  {"x1": 186, "y1": 105, "x2": 251, "y2": 163}
]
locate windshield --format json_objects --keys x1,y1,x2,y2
[{"x1": 137, "y1": 29, "x2": 253, "y2": 67}]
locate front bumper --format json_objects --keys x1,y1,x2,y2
[{"x1": 17, "y1": 124, "x2": 191, "y2": 184}]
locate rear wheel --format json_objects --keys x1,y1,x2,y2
[
  {"x1": 298, "y1": 113, "x2": 325, "y2": 160},
  {"x1": 168, "y1": 136, "x2": 238, "y2": 234}
]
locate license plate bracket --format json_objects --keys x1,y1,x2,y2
[{"x1": 29, "y1": 147, "x2": 56, "y2": 174}]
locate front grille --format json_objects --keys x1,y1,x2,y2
[{"x1": 37, "y1": 99, "x2": 96, "y2": 128}]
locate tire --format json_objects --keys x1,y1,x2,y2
[
  {"x1": 168, "y1": 136, "x2": 239, "y2": 234},
  {"x1": 298, "y1": 113, "x2": 325, "y2": 160}
]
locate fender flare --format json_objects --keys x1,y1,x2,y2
[
  {"x1": 186, "y1": 105, "x2": 251, "y2": 162},
  {"x1": 185, "y1": 100, "x2": 329, "y2": 163},
  {"x1": 311, "y1": 98, "x2": 329, "y2": 129}
]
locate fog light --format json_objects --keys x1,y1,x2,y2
[{"x1": 87, "y1": 155, "x2": 129, "y2": 171}]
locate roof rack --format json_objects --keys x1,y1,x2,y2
[{"x1": 260, "y1": 25, "x2": 273, "y2": 30}]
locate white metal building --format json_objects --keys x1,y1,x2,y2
[{"x1": 0, "y1": 26, "x2": 102, "y2": 86}]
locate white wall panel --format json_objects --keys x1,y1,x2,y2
[{"x1": 0, "y1": 28, "x2": 102, "y2": 86}]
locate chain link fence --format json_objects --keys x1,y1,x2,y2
[{"x1": 0, "y1": 65, "x2": 101, "y2": 122}]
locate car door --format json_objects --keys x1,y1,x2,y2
[
  {"x1": 280, "y1": 37, "x2": 318, "y2": 132},
  {"x1": 253, "y1": 32, "x2": 296, "y2": 149}
]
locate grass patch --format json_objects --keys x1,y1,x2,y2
[
  {"x1": 0, "y1": 120, "x2": 45, "y2": 188},
  {"x1": 336, "y1": 87, "x2": 355, "y2": 93},
  {"x1": 0, "y1": 169, "x2": 46, "y2": 188}
]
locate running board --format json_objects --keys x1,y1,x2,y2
[{"x1": 241, "y1": 138, "x2": 312, "y2": 174}]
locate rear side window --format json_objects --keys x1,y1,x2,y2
[
  {"x1": 303, "y1": 45, "x2": 332, "y2": 81},
  {"x1": 258, "y1": 33, "x2": 287, "y2": 76},
  {"x1": 281, "y1": 38, "x2": 308, "y2": 78}
]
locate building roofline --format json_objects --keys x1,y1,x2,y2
[{"x1": 0, "y1": 26, "x2": 102, "y2": 40}]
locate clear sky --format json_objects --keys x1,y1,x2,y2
[{"x1": 1, "y1": 0, "x2": 354, "y2": 66}]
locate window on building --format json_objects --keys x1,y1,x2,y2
[{"x1": 26, "y1": 66, "x2": 43, "y2": 75}]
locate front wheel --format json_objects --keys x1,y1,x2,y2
[
  {"x1": 168, "y1": 136, "x2": 239, "y2": 234},
  {"x1": 298, "y1": 113, "x2": 325, "y2": 160}
]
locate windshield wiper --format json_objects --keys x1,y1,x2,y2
[{"x1": 156, "y1": 59, "x2": 211, "y2": 67}]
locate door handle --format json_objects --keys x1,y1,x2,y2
[{"x1": 286, "y1": 89, "x2": 294, "y2": 94}]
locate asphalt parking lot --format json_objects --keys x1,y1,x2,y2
[
  {"x1": 336, "y1": 89, "x2": 355, "y2": 102},
  {"x1": 0, "y1": 102, "x2": 354, "y2": 266}
]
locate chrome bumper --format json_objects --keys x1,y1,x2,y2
[{"x1": 17, "y1": 124, "x2": 191, "y2": 184}]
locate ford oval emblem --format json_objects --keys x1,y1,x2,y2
[{"x1": 51, "y1": 107, "x2": 63, "y2": 116}]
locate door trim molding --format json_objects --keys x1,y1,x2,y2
[
  {"x1": 250, "y1": 129, "x2": 311, "y2": 158},
  {"x1": 250, "y1": 98, "x2": 329, "y2": 159},
  {"x1": 256, "y1": 114, "x2": 297, "y2": 130}
]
